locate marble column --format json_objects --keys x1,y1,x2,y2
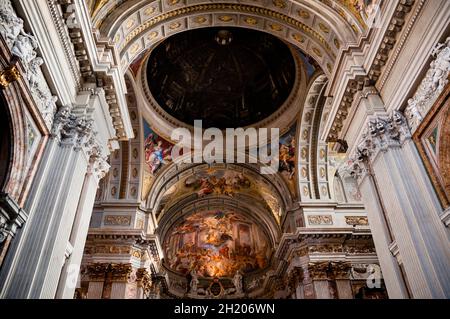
[
  {"x1": 55, "y1": 143, "x2": 109, "y2": 299},
  {"x1": 0, "y1": 105, "x2": 100, "y2": 298},
  {"x1": 109, "y1": 264, "x2": 133, "y2": 299},
  {"x1": 87, "y1": 281, "x2": 104, "y2": 299},
  {"x1": 347, "y1": 111, "x2": 450, "y2": 298}
]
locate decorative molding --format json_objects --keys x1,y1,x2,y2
[
  {"x1": 345, "y1": 216, "x2": 369, "y2": 226},
  {"x1": 327, "y1": 0, "x2": 416, "y2": 141},
  {"x1": 103, "y1": 215, "x2": 131, "y2": 226},
  {"x1": 118, "y1": 3, "x2": 336, "y2": 59},
  {"x1": 47, "y1": 0, "x2": 82, "y2": 88},
  {"x1": 307, "y1": 215, "x2": 333, "y2": 225},
  {"x1": 377, "y1": 0, "x2": 425, "y2": 90},
  {"x1": 85, "y1": 134, "x2": 110, "y2": 180},
  {"x1": 57, "y1": 0, "x2": 130, "y2": 140}
]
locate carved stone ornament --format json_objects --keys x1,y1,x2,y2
[
  {"x1": 405, "y1": 37, "x2": 450, "y2": 131},
  {"x1": 136, "y1": 268, "x2": 153, "y2": 295},
  {"x1": 345, "y1": 216, "x2": 369, "y2": 226},
  {"x1": 345, "y1": 111, "x2": 411, "y2": 180},
  {"x1": 110, "y1": 263, "x2": 133, "y2": 281},
  {"x1": 85, "y1": 134, "x2": 110, "y2": 180},
  {"x1": 308, "y1": 262, "x2": 351, "y2": 280},
  {"x1": 51, "y1": 105, "x2": 94, "y2": 148},
  {"x1": 307, "y1": 215, "x2": 333, "y2": 225},
  {"x1": 0, "y1": 0, "x2": 58, "y2": 129}
]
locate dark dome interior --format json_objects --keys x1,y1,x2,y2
[{"x1": 147, "y1": 27, "x2": 296, "y2": 129}]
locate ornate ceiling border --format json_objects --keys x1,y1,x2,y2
[{"x1": 326, "y1": 0, "x2": 416, "y2": 142}]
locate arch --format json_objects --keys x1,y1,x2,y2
[
  {"x1": 145, "y1": 161, "x2": 293, "y2": 221},
  {"x1": 136, "y1": 44, "x2": 307, "y2": 143},
  {"x1": 296, "y1": 73, "x2": 329, "y2": 201},
  {"x1": 89, "y1": 1, "x2": 366, "y2": 77},
  {"x1": 157, "y1": 196, "x2": 281, "y2": 249},
  {"x1": 0, "y1": 92, "x2": 12, "y2": 191}
]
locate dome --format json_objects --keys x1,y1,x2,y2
[{"x1": 146, "y1": 27, "x2": 297, "y2": 129}]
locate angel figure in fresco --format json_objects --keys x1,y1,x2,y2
[
  {"x1": 145, "y1": 134, "x2": 172, "y2": 174},
  {"x1": 279, "y1": 135, "x2": 296, "y2": 180}
]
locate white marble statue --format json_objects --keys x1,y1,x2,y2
[
  {"x1": 12, "y1": 34, "x2": 38, "y2": 67},
  {"x1": 189, "y1": 270, "x2": 199, "y2": 294},
  {"x1": 233, "y1": 270, "x2": 243, "y2": 294},
  {"x1": 405, "y1": 37, "x2": 450, "y2": 131}
]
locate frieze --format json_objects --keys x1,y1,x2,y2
[
  {"x1": 307, "y1": 215, "x2": 333, "y2": 225},
  {"x1": 345, "y1": 216, "x2": 369, "y2": 226},
  {"x1": 103, "y1": 215, "x2": 131, "y2": 226}
]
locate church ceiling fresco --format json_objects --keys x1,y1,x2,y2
[
  {"x1": 164, "y1": 209, "x2": 271, "y2": 278},
  {"x1": 157, "y1": 167, "x2": 283, "y2": 223},
  {"x1": 278, "y1": 123, "x2": 297, "y2": 196},
  {"x1": 142, "y1": 120, "x2": 175, "y2": 199}
]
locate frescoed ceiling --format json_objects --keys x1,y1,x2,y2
[
  {"x1": 164, "y1": 209, "x2": 272, "y2": 278},
  {"x1": 155, "y1": 167, "x2": 284, "y2": 223}
]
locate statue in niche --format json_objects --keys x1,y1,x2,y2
[
  {"x1": 189, "y1": 270, "x2": 199, "y2": 294},
  {"x1": 233, "y1": 270, "x2": 243, "y2": 294}
]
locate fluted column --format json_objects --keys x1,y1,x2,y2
[
  {"x1": 0, "y1": 105, "x2": 102, "y2": 298},
  {"x1": 346, "y1": 111, "x2": 450, "y2": 298},
  {"x1": 55, "y1": 142, "x2": 109, "y2": 299}
]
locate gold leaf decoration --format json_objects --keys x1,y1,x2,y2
[{"x1": 244, "y1": 17, "x2": 258, "y2": 25}]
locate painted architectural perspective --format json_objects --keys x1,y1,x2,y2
[{"x1": 0, "y1": 0, "x2": 448, "y2": 300}]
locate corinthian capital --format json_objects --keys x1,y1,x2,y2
[
  {"x1": 85, "y1": 135, "x2": 110, "y2": 180},
  {"x1": 345, "y1": 111, "x2": 411, "y2": 181},
  {"x1": 51, "y1": 105, "x2": 94, "y2": 148}
]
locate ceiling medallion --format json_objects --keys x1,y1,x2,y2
[
  {"x1": 273, "y1": 0, "x2": 286, "y2": 9},
  {"x1": 130, "y1": 43, "x2": 140, "y2": 55},
  {"x1": 313, "y1": 47, "x2": 323, "y2": 57},
  {"x1": 327, "y1": 63, "x2": 332, "y2": 73},
  {"x1": 144, "y1": 6, "x2": 156, "y2": 16},
  {"x1": 334, "y1": 38, "x2": 341, "y2": 49},
  {"x1": 194, "y1": 16, "x2": 207, "y2": 24},
  {"x1": 270, "y1": 23, "x2": 283, "y2": 31},
  {"x1": 298, "y1": 10, "x2": 310, "y2": 19},
  {"x1": 148, "y1": 31, "x2": 158, "y2": 40},
  {"x1": 126, "y1": 19, "x2": 135, "y2": 29},
  {"x1": 169, "y1": 22, "x2": 181, "y2": 30},
  {"x1": 219, "y1": 15, "x2": 233, "y2": 22},
  {"x1": 244, "y1": 17, "x2": 258, "y2": 25},
  {"x1": 292, "y1": 33, "x2": 304, "y2": 43},
  {"x1": 319, "y1": 23, "x2": 330, "y2": 34}
]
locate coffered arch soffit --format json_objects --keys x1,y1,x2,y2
[{"x1": 88, "y1": 0, "x2": 367, "y2": 77}]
